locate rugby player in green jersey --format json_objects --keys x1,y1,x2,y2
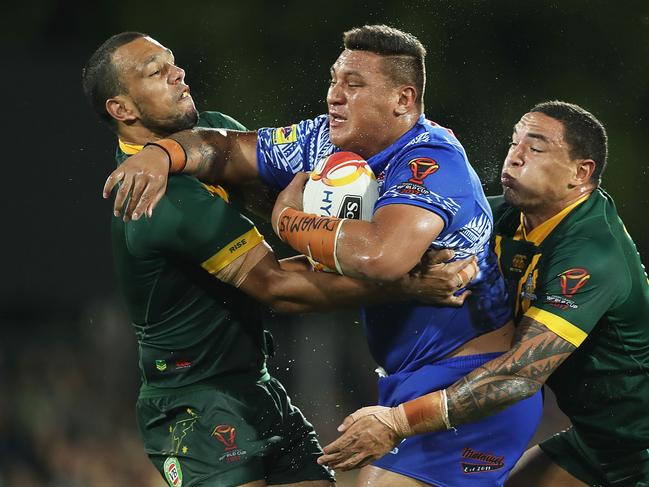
[
  {"x1": 320, "y1": 101, "x2": 649, "y2": 485},
  {"x1": 82, "y1": 32, "x2": 474, "y2": 487}
]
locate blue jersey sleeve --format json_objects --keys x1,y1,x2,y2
[
  {"x1": 255, "y1": 115, "x2": 337, "y2": 188},
  {"x1": 376, "y1": 144, "x2": 473, "y2": 233}
]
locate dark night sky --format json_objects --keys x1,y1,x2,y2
[{"x1": 3, "y1": 0, "x2": 648, "y2": 315}]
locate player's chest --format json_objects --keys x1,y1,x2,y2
[{"x1": 495, "y1": 235, "x2": 543, "y2": 319}]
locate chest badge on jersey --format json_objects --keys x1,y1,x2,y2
[{"x1": 510, "y1": 253, "x2": 528, "y2": 273}]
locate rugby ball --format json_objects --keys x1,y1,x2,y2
[{"x1": 302, "y1": 151, "x2": 379, "y2": 271}]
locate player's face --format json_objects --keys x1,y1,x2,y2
[
  {"x1": 501, "y1": 112, "x2": 577, "y2": 212},
  {"x1": 327, "y1": 49, "x2": 401, "y2": 158},
  {"x1": 112, "y1": 36, "x2": 198, "y2": 136}
]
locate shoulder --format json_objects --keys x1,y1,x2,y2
[
  {"x1": 198, "y1": 111, "x2": 247, "y2": 130},
  {"x1": 162, "y1": 175, "x2": 226, "y2": 210},
  {"x1": 542, "y1": 208, "x2": 629, "y2": 287}
]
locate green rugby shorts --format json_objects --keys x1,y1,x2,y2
[{"x1": 136, "y1": 375, "x2": 333, "y2": 487}]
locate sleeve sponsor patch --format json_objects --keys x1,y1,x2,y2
[{"x1": 272, "y1": 124, "x2": 298, "y2": 145}]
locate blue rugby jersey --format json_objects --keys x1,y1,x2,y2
[{"x1": 257, "y1": 115, "x2": 511, "y2": 374}]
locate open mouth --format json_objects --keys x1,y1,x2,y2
[
  {"x1": 180, "y1": 87, "x2": 191, "y2": 100},
  {"x1": 329, "y1": 112, "x2": 347, "y2": 127}
]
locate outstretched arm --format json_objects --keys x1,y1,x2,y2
[
  {"x1": 318, "y1": 316, "x2": 576, "y2": 470},
  {"x1": 236, "y1": 245, "x2": 477, "y2": 313},
  {"x1": 103, "y1": 129, "x2": 259, "y2": 221}
]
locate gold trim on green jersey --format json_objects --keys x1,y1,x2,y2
[
  {"x1": 525, "y1": 306, "x2": 587, "y2": 347},
  {"x1": 515, "y1": 194, "x2": 591, "y2": 245},
  {"x1": 201, "y1": 227, "x2": 264, "y2": 275},
  {"x1": 202, "y1": 183, "x2": 230, "y2": 203},
  {"x1": 494, "y1": 235, "x2": 504, "y2": 275},
  {"x1": 118, "y1": 140, "x2": 231, "y2": 203},
  {"x1": 118, "y1": 139, "x2": 144, "y2": 155}
]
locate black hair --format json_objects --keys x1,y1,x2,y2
[
  {"x1": 81, "y1": 32, "x2": 147, "y2": 128},
  {"x1": 531, "y1": 101, "x2": 608, "y2": 184},
  {"x1": 343, "y1": 25, "x2": 427, "y2": 109}
]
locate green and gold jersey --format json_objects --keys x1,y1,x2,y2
[
  {"x1": 113, "y1": 111, "x2": 271, "y2": 389},
  {"x1": 490, "y1": 189, "x2": 649, "y2": 450}
]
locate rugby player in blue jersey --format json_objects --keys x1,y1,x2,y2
[{"x1": 104, "y1": 25, "x2": 543, "y2": 486}]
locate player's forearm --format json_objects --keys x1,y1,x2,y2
[
  {"x1": 336, "y1": 221, "x2": 415, "y2": 281},
  {"x1": 267, "y1": 268, "x2": 404, "y2": 314},
  {"x1": 389, "y1": 318, "x2": 576, "y2": 436},
  {"x1": 274, "y1": 209, "x2": 416, "y2": 282},
  {"x1": 169, "y1": 128, "x2": 259, "y2": 185}
]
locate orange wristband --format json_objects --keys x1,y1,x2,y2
[
  {"x1": 144, "y1": 138, "x2": 187, "y2": 173},
  {"x1": 276, "y1": 207, "x2": 343, "y2": 273},
  {"x1": 401, "y1": 390, "x2": 450, "y2": 435}
]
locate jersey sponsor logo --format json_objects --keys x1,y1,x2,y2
[
  {"x1": 163, "y1": 457, "x2": 183, "y2": 486},
  {"x1": 408, "y1": 157, "x2": 439, "y2": 184},
  {"x1": 156, "y1": 360, "x2": 167, "y2": 371},
  {"x1": 272, "y1": 124, "x2": 298, "y2": 144},
  {"x1": 395, "y1": 181, "x2": 431, "y2": 195},
  {"x1": 337, "y1": 195, "x2": 362, "y2": 219},
  {"x1": 229, "y1": 238, "x2": 247, "y2": 253},
  {"x1": 461, "y1": 447, "x2": 505, "y2": 473},
  {"x1": 213, "y1": 424, "x2": 248, "y2": 463},
  {"x1": 559, "y1": 268, "x2": 590, "y2": 297}
]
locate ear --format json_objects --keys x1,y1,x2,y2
[
  {"x1": 105, "y1": 95, "x2": 139, "y2": 124},
  {"x1": 394, "y1": 85, "x2": 417, "y2": 115},
  {"x1": 573, "y1": 159, "x2": 597, "y2": 185}
]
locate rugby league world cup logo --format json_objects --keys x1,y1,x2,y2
[
  {"x1": 212, "y1": 424, "x2": 238, "y2": 451},
  {"x1": 311, "y1": 152, "x2": 373, "y2": 187},
  {"x1": 408, "y1": 158, "x2": 439, "y2": 184},
  {"x1": 559, "y1": 268, "x2": 591, "y2": 297}
]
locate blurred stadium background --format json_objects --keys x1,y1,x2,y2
[{"x1": 1, "y1": 1, "x2": 647, "y2": 485}]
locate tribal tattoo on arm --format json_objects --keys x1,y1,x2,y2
[
  {"x1": 170, "y1": 129, "x2": 226, "y2": 182},
  {"x1": 446, "y1": 317, "x2": 576, "y2": 426}
]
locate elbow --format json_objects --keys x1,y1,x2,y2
[
  {"x1": 352, "y1": 250, "x2": 410, "y2": 282},
  {"x1": 261, "y1": 272, "x2": 303, "y2": 314}
]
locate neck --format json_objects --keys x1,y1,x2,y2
[
  {"x1": 523, "y1": 186, "x2": 595, "y2": 232},
  {"x1": 117, "y1": 124, "x2": 167, "y2": 145},
  {"x1": 365, "y1": 111, "x2": 420, "y2": 158}
]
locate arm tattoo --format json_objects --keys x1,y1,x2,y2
[
  {"x1": 446, "y1": 317, "x2": 576, "y2": 426},
  {"x1": 170, "y1": 129, "x2": 226, "y2": 181}
]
